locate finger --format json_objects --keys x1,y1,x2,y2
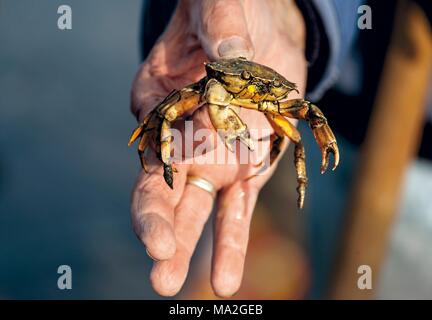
[
  {"x1": 131, "y1": 156, "x2": 188, "y2": 261},
  {"x1": 130, "y1": 64, "x2": 177, "y2": 121},
  {"x1": 150, "y1": 181, "x2": 215, "y2": 296},
  {"x1": 196, "y1": 0, "x2": 254, "y2": 60},
  {"x1": 211, "y1": 180, "x2": 260, "y2": 297}
]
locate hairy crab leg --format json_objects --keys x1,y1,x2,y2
[
  {"x1": 266, "y1": 114, "x2": 308, "y2": 209},
  {"x1": 231, "y1": 98, "x2": 339, "y2": 174}
]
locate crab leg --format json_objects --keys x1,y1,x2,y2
[
  {"x1": 137, "y1": 128, "x2": 152, "y2": 173},
  {"x1": 129, "y1": 111, "x2": 160, "y2": 168},
  {"x1": 277, "y1": 99, "x2": 339, "y2": 173},
  {"x1": 231, "y1": 98, "x2": 339, "y2": 174},
  {"x1": 128, "y1": 112, "x2": 152, "y2": 146},
  {"x1": 156, "y1": 83, "x2": 204, "y2": 188},
  {"x1": 205, "y1": 79, "x2": 254, "y2": 151},
  {"x1": 266, "y1": 114, "x2": 308, "y2": 209},
  {"x1": 128, "y1": 81, "x2": 204, "y2": 188},
  {"x1": 129, "y1": 112, "x2": 157, "y2": 173}
]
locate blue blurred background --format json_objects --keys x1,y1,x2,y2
[{"x1": 0, "y1": 0, "x2": 161, "y2": 298}]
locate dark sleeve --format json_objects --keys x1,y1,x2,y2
[
  {"x1": 140, "y1": 0, "x2": 176, "y2": 61},
  {"x1": 306, "y1": 0, "x2": 365, "y2": 100}
]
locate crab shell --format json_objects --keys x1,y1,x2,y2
[{"x1": 204, "y1": 57, "x2": 298, "y2": 101}]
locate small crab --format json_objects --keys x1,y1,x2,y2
[{"x1": 129, "y1": 57, "x2": 339, "y2": 208}]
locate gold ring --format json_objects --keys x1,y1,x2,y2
[{"x1": 186, "y1": 175, "x2": 217, "y2": 199}]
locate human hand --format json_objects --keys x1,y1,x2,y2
[{"x1": 130, "y1": 0, "x2": 306, "y2": 297}]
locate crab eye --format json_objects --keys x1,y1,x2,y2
[
  {"x1": 273, "y1": 80, "x2": 281, "y2": 87},
  {"x1": 241, "y1": 70, "x2": 251, "y2": 80}
]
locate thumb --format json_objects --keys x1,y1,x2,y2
[{"x1": 195, "y1": 0, "x2": 254, "y2": 60}]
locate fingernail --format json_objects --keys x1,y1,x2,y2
[{"x1": 218, "y1": 36, "x2": 253, "y2": 60}]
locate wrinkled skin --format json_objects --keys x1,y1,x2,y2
[{"x1": 129, "y1": 0, "x2": 336, "y2": 298}]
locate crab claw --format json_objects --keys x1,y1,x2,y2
[
  {"x1": 238, "y1": 130, "x2": 255, "y2": 151},
  {"x1": 221, "y1": 128, "x2": 254, "y2": 152},
  {"x1": 320, "y1": 142, "x2": 340, "y2": 174},
  {"x1": 312, "y1": 123, "x2": 340, "y2": 174},
  {"x1": 223, "y1": 135, "x2": 236, "y2": 153}
]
